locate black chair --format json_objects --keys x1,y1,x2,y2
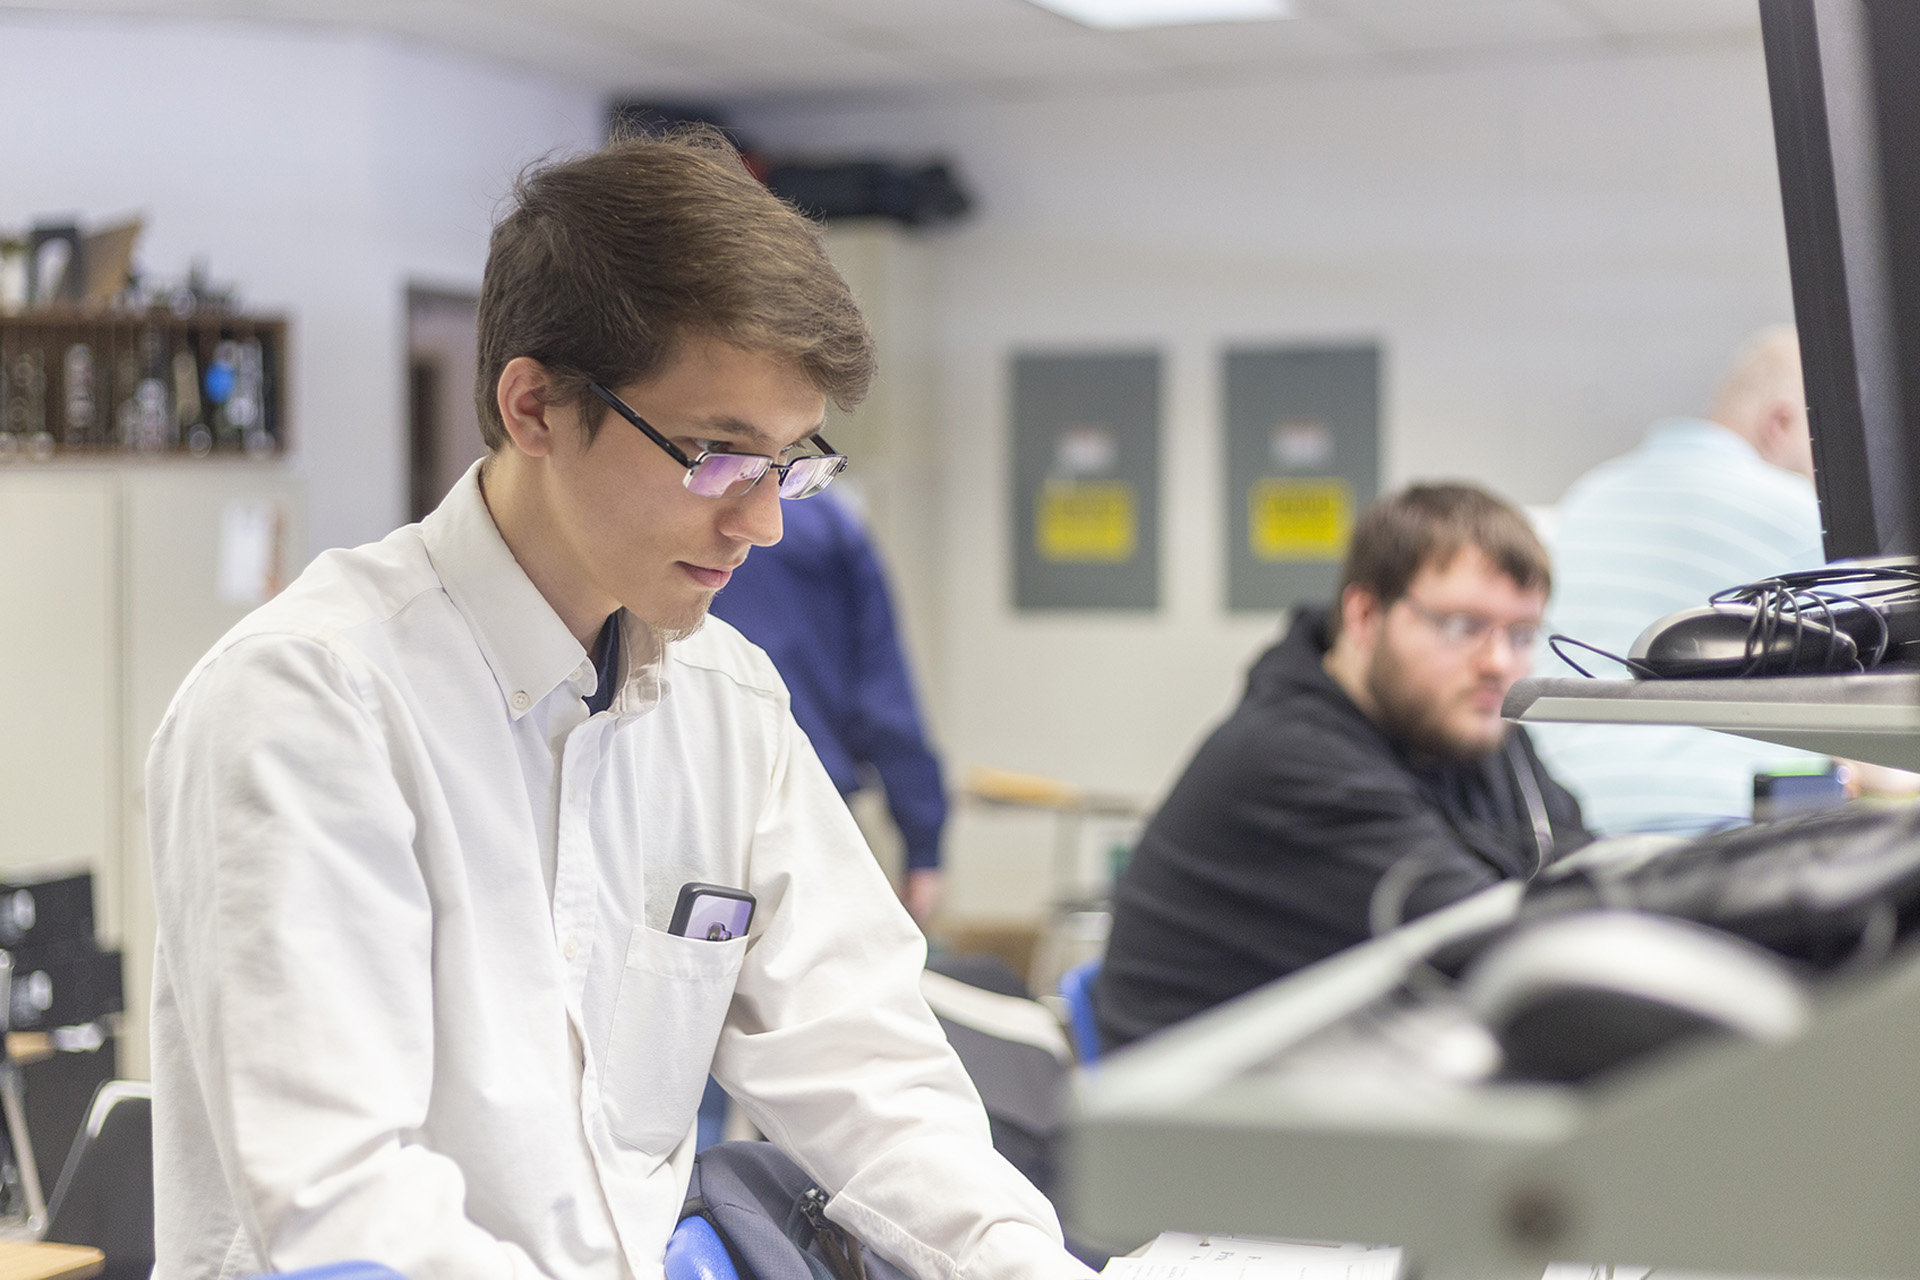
[{"x1": 43, "y1": 1080, "x2": 152, "y2": 1280}]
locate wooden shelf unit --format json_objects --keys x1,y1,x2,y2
[{"x1": 0, "y1": 309, "x2": 287, "y2": 459}]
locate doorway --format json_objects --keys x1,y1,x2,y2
[{"x1": 406, "y1": 287, "x2": 485, "y2": 522}]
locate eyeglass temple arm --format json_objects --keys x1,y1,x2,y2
[
  {"x1": 592, "y1": 381, "x2": 841, "y2": 467},
  {"x1": 588, "y1": 382, "x2": 698, "y2": 468}
]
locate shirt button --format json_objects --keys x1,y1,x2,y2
[
  {"x1": 563, "y1": 938, "x2": 580, "y2": 961},
  {"x1": 510, "y1": 690, "x2": 530, "y2": 711}
]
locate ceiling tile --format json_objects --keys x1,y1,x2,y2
[
  {"x1": 503, "y1": 0, "x2": 953, "y2": 95},
  {"x1": 1565, "y1": 0, "x2": 1761, "y2": 39},
  {"x1": 1323, "y1": 0, "x2": 1600, "y2": 52},
  {"x1": 365, "y1": 0, "x2": 727, "y2": 91},
  {"x1": 653, "y1": 43, "x2": 944, "y2": 95},
  {"x1": 776, "y1": 0, "x2": 1086, "y2": 40},
  {"x1": 525, "y1": 0, "x2": 824, "y2": 47},
  {"x1": 1122, "y1": 12, "x2": 1377, "y2": 68},
  {"x1": 905, "y1": 29, "x2": 1166, "y2": 81}
]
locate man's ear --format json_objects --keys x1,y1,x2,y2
[
  {"x1": 1756, "y1": 400, "x2": 1788, "y2": 444},
  {"x1": 496, "y1": 357, "x2": 561, "y2": 458},
  {"x1": 1338, "y1": 583, "x2": 1385, "y2": 651}
]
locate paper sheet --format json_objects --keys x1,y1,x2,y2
[
  {"x1": 218, "y1": 499, "x2": 283, "y2": 606},
  {"x1": 1540, "y1": 1266, "x2": 1656, "y2": 1280},
  {"x1": 1103, "y1": 1233, "x2": 1402, "y2": 1280}
]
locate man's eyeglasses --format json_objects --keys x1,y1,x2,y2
[
  {"x1": 588, "y1": 382, "x2": 848, "y2": 500},
  {"x1": 1398, "y1": 597, "x2": 1540, "y2": 653}
]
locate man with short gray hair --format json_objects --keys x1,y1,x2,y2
[{"x1": 1532, "y1": 326, "x2": 1830, "y2": 835}]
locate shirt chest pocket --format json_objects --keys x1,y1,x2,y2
[{"x1": 602, "y1": 925, "x2": 748, "y2": 1155}]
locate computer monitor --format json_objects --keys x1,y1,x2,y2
[{"x1": 1760, "y1": 0, "x2": 1920, "y2": 563}]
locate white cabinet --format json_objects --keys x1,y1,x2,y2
[
  {"x1": 0, "y1": 475, "x2": 118, "y2": 882},
  {"x1": 0, "y1": 460, "x2": 305, "y2": 1078}
]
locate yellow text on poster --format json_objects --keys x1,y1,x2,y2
[
  {"x1": 1249, "y1": 477, "x2": 1353, "y2": 561},
  {"x1": 1037, "y1": 481, "x2": 1136, "y2": 563}
]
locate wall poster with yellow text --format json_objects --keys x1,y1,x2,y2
[
  {"x1": 1012, "y1": 352, "x2": 1160, "y2": 610},
  {"x1": 1225, "y1": 345, "x2": 1380, "y2": 611}
]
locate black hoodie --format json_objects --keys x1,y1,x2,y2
[{"x1": 1096, "y1": 608, "x2": 1589, "y2": 1050}]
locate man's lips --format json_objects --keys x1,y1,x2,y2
[
  {"x1": 1467, "y1": 684, "x2": 1506, "y2": 712},
  {"x1": 682, "y1": 562, "x2": 739, "y2": 590}
]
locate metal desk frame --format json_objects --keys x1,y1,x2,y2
[{"x1": 1067, "y1": 674, "x2": 1920, "y2": 1278}]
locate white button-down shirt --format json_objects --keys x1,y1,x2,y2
[{"x1": 148, "y1": 464, "x2": 1086, "y2": 1280}]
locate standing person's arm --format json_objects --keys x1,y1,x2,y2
[
  {"x1": 149, "y1": 637, "x2": 551, "y2": 1280},
  {"x1": 839, "y1": 523, "x2": 947, "y2": 918},
  {"x1": 714, "y1": 714, "x2": 1087, "y2": 1280}
]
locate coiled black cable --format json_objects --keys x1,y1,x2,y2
[{"x1": 1551, "y1": 563, "x2": 1920, "y2": 680}]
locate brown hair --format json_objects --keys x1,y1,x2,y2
[
  {"x1": 475, "y1": 126, "x2": 876, "y2": 450},
  {"x1": 1330, "y1": 482, "x2": 1551, "y2": 639}
]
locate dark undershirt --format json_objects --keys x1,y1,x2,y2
[{"x1": 583, "y1": 612, "x2": 621, "y2": 717}]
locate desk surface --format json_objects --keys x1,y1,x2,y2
[
  {"x1": 1068, "y1": 878, "x2": 1920, "y2": 1279},
  {"x1": 0, "y1": 1242, "x2": 105, "y2": 1280},
  {"x1": 1504, "y1": 671, "x2": 1920, "y2": 770}
]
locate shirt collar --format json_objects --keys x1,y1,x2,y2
[
  {"x1": 420, "y1": 460, "x2": 665, "y2": 720},
  {"x1": 1643, "y1": 416, "x2": 1761, "y2": 459}
]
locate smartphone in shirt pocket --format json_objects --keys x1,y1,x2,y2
[
  {"x1": 669, "y1": 882, "x2": 756, "y2": 941},
  {"x1": 602, "y1": 883, "x2": 756, "y2": 1154}
]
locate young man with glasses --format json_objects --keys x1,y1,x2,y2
[
  {"x1": 146, "y1": 131, "x2": 1092, "y2": 1280},
  {"x1": 1097, "y1": 483, "x2": 1591, "y2": 1051}
]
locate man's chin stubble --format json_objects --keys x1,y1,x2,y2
[
  {"x1": 1365, "y1": 660, "x2": 1506, "y2": 763},
  {"x1": 645, "y1": 602, "x2": 712, "y2": 645},
  {"x1": 1375, "y1": 691, "x2": 1507, "y2": 764},
  {"x1": 655, "y1": 617, "x2": 708, "y2": 644}
]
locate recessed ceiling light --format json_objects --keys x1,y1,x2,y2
[{"x1": 1025, "y1": 0, "x2": 1293, "y2": 30}]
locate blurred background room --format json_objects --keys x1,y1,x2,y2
[{"x1": 0, "y1": 0, "x2": 1786, "y2": 1094}]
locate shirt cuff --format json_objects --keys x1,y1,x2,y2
[{"x1": 957, "y1": 1221, "x2": 1099, "y2": 1280}]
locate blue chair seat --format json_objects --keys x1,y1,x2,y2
[
  {"x1": 1057, "y1": 958, "x2": 1103, "y2": 1063},
  {"x1": 666, "y1": 1215, "x2": 742, "y2": 1280}
]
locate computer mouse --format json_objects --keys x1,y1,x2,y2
[
  {"x1": 1461, "y1": 910, "x2": 1810, "y2": 1083},
  {"x1": 1629, "y1": 604, "x2": 1857, "y2": 677}
]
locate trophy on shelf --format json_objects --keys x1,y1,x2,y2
[
  {"x1": 5, "y1": 345, "x2": 51, "y2": 460},
  {"x1": 113, "y1": 345, "x2": 141, "y2": 451},
  {"x1": 62, "y1": 343, "x2": 96, "y2": 449},
  {"x1": 125, "y1": 326, "x2": 172, "y2": 453},
  {"x1": 174, "y1": 346, "x2": 204, "y2": 452}
]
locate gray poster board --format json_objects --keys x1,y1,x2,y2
[
  {"x1": 1224, "y1": 344, "x2": 1381, "y2": 611},
  {"x1": 1012, "y1": 351, "x2": 1160, "y2": 611}
]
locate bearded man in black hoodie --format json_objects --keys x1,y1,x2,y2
[{"x1": 1097, "y1": 483, "x2": 1590, "y2": 1050}]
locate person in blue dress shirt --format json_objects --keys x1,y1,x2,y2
[
  {"x1": 712, "y1": 489, "x2": 947, "y2": 922},
  {"x1": 1531, "y1": 326, "x2": 1830, "y2": 834}
]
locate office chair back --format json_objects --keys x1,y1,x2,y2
[
  {"x1": 1057, "y1": 959, "x2": 1103, "y2": 1063},
  {"x1": 43, "y1": 1080, "x2": 152, "y2": 1280},
  {"x1": 666, "y1": 1214, "x2": 741, "y2": 1280}
]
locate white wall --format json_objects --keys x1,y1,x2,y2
[
  {"x1": 735, "y1": 43, "x2": 1798, "y2": 918},
  {"x1": 0, "y1": 13, "x2": 603, "y2": 555}
]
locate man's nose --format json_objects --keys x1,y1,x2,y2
[
  {"x1": 1481, "y1": 627, "x2": 1533, "y2": 677},
  {"x1": 720, "y1": 475, "x2": 784, "y2": 548}
]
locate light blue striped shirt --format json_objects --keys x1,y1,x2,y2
[{"x1": 1532, "y1": 418, "x2": 1827, "y2": 834}]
